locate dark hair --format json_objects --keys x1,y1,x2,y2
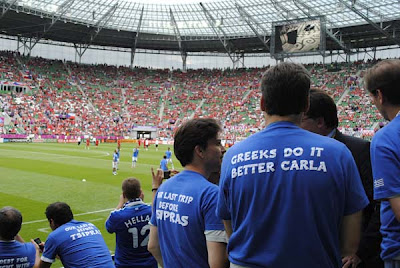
[
  {"x1": 261, "y1": 62, "x2": 310, "y2": 115},
  {"x1": 306, "y1": 89, "x2": 338, "y2": 129},
  {"x1": 174, "y1": 118, "x2": 222, "y2": 167},
  {"x1": 45, "y1": 202, "x2": 73, "y2": 226},
  {"x1": 364, "y1": 59, "x2": 400, "y2": 105},
  {"x1": 0, "y1": 207, "x2": 22, "y2": 240},
  {"x1": 122, "y1": 178, "x2": 141, "y2": 200}
]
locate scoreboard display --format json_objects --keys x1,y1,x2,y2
[{"x1": 271, "y1": 17, "x2": 326, "y2": 58}]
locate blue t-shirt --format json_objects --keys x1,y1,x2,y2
[
  {"x1": 105, "y1": 199, "x2": 157, "y2": 268},
  {"x1": 150, "y1": 170, "x2": 225, "y2": 268},
  {"x1": 160, "y1": 159, "x2": 168, "y2": 171},
  {"x1": 0, "y1": 240, "x2": 36, "y2": 268},
  {"x1": 113, "y1": 153, "x2": 118, "y2": 162},
  {"x1": 217, "y1": 121, "x2": 369, "y2": 268},
  {"x1": 371, "y1": 115, "x2": 400, "y2": 261},
  {"x1": 41, "y1": 220, "x2": 114, "y2": 268},
  {"x1": 165, "y1": 150, "x2": 172, "y2": 159},
  {"x1": 133, "y1": 148, "x2": 139, "y2": 157}
]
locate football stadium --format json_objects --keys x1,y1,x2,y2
[{"x1": 0, "y1": 0, "x2": 400, "y2": 267}]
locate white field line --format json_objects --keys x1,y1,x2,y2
[
  {"x1": 22, "y1": 208, "x2": 114, "y2": 225},
  {"x1": 0, "y1": 148, "x2": 110, "y2": 160}
]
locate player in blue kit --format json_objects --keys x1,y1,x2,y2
[
  {"x1": 39, "y1": 202, "x2": 114, "y2": 268},
  {"x1": 165, "y1": 148, "x2": 174, "y2": 169},
  {"x1": 217, "y1": 63, "x2": 369, "y2": 268},
  {"x1": 365, "y1": 59, "x2": 400, "y2": 268},
  {"x1": 148, "y1": 118, "x2": 228, "y2": 268},
  {"x1": 0, "y1": 207, "x2": 39, "y2": 268},
  {"x1": 106, "y1": 178, "x2": 157, "y2": 268},
  {"x1": 113, "y1": 149, "x2": 119, "y2": 175},
  {"x1": 132, "y1": 147, "x2": 139, "y2": 168},
  {"x1": 159, "y1": 156, "x2": 168, "y2": 172}
]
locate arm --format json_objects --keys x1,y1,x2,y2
[
  {"x1": 30, "y1": 239, "x2": 41, "y2": 268},
  {"x1": 148, "y1": 226, "x2": 163, "y2": 267},
  {"x1": 15, "y1": 234, "x2": 24, "y2": 243},
  {"x1": 341, "y1": 210, "x2": 362, "y2": 268},
  {"x1": 39, "y1": 261, "x2": 52, "y2": 268},
  {"x1": 207, "y1": 241, "x2": 229, "y2": 268},
  {"x1": 389, "y1": 196, "x2": 400, "y2": 222},
  {"x1": 223, "y1": 220, "x2": 233, "y2": 240},
  {"x1": 151, "y1": 168, "x2": 163, "y2": 205}
]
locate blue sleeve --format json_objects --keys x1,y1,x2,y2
[
  {"x1": 216, "y1": 153, "x2": 231, "y2": 220},
  {"x1": 371, "y1": 135, "x2": 400, "y2": 200},
  {"x1": 150, "y1": 192, "x2": 158, "y2": 227},
  {"x1": 105, "y1": 211, "x2": 117, "y2": 233},
  {"x1": 202, "y1": 186, "x2": 224, "y2": 231},
  {"x1": 342, "y1": 146, "x2": 369, "y2": 215},
  {"x1": 26, "y1": 242, "x2": 37, "y2": 266},
  {"x1": 41, "y1": 235, "x2": 57, "y2": 263}
]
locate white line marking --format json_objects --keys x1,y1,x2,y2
[{"x1": 23, "y1": 208, "x2": 114, "y2": 225}]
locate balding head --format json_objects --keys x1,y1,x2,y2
[{"x1": 0, "y1": 206, "x2": 22, "y2": 240}]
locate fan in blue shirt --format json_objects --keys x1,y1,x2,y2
[
  {"x1": 0, "y1": 207, "x2": 39, "y2": 268},
  {"x1": 40, "y1": 202, "x2": 114, "y2": 268},
  {"x1": 106, "y1": 178, "x2": 157, "y2": 268},
  {"x1": 148, "y1": 118, "x2": 228, "y2": 268}
]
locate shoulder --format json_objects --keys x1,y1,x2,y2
[{"x1": 335, "y1": 131, "x2": 370, "y2": 150}]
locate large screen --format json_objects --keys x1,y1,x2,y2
[{"x1": 271, "y1": 17, "x2": 326, "y2": 58}]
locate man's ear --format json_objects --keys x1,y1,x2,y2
[
  {"x1": 376, "y1": 89, "x2": 385, "y2": 105},
  {"x1": 260, "y1": 95, "x2": 266, "y2": 112},
  {"x1": 194, "y1": 145, "x2": 204, "y2": 159},
  {"x1": 315, "y1": 117, "x2": 325, "y2": 129}
]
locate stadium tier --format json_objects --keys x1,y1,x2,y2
[{"x1": 0, "y1": 51, "x2": 383, "y2": 140}]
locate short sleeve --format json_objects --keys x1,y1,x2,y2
[
  {"x1": 342, "y1": 146, "x2": 369, "y2": 215},
  {"x1": 372, "y1": 136, "x2": 400, "y2": 200},
  {"x1": 41, "y1": 235, "x2": 57, "y2": 263},
  {"x1": 150, "y1": 191, "x2": 159, "y2": 227},
  {"x1": 105, "y1": 211, "x2": 117, "y2": 233},
  {"x1": 216, "y1": 154, "x2": 231, "y2": 220},
  {"x1": 202, "y1": 187, "x2": 225, "y2": 231}
]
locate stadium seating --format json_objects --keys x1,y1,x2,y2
[{"x1": 0, "y1": 51, "x2": 384, "y2": 140}]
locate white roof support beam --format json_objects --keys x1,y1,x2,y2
[
  {"x1": 293, "y1": 0, "x2": 352, "y2": 54},
  {"x1": 78, "y1": 2, "x2": 118, "y2": 57},
  {"x1": 130, "y1": 6, "x2": 144, "y2": 68},
  {"x1": 271, "y1": 0, "x2": 297, "y2": 20},
  {"x1": 200, "y1": 2, "x2": 241, "y2": 66},
  {"x1": 170, "y1": 8, "x2": 187, "y2": 70},
  {"x1": 1, "y1": 0, "x2": 18, "y2": 19},
  {"x1": 339, "y1": 0, "x2": 400, "y2": 47},
  {"x1": 26, "y1": 0, "x2": 75, "y2": 55},
  {"x1": 235, "y1": 3, "x2": 270, "y2": 51}
]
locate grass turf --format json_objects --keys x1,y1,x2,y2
[{"x1": 0, "y1": 142, "x2": 181, "y2": 267}]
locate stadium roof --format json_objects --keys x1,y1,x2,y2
[{"x1": 0, "y1": 0, "x2": 400, "y2": 55}]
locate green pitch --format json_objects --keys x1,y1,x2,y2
[{"x1": 0, "y1": 142, "x2": 181, "y2": 267}]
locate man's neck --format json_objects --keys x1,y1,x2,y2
[
  {"x1": 184, "y1": 164, "x2": 208, "y2": 178},
  {"x1": 387, "y1": 106, "x2": 400, "y2": 121},
  {"x1": 264, "y1": 113, "x2": 302, "y2": 127}
]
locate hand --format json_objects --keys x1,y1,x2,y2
[
  {"x1": 31, "y1": 239, "x2": 44, "y2": 253},
  {"x1": 116, "y1": 194, "x2": 125, "y2": 209},
  {"x1": 342, "y1": 254, "x2": 361, "y2": 268},
  {"x1": 151, "y1": 167, "x2": 164, "y2": 189}
]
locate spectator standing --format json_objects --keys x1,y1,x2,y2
[
  {"x1": 300, "y1": 88, "x2": 382, "y2": 268},
  {"x1": 364, "y1": 59, "x2": 400, "y2": 268},
  {"x1": 148, "y1": 118, "x2": 228, "y2": 268},
  {"x1": 217, "y1": 63, "x2": 369, "y2": 268}
]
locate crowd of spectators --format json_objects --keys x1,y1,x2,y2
[{"x1": 0, "y1": 51, "x2": 384, "y2": 140}]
